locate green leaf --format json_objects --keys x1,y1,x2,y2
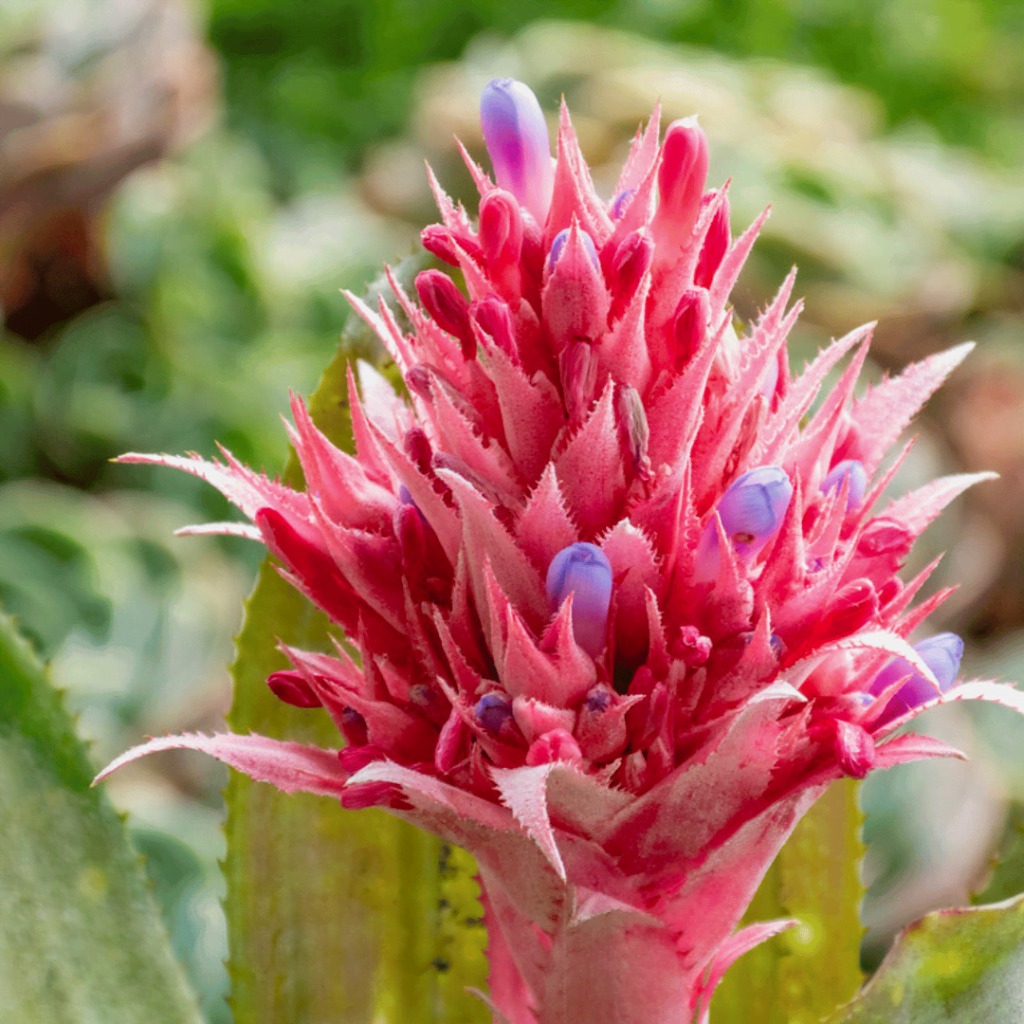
[
  {"x1": 225, "y1": 255, "x2": 489, "y2": 1024},
  {"x1": 0, "y1": 611, "x2": 203, "y2": 1024},
  {"x1": 826, "y1": 894, "x2": 1024, "y2": 1023},
  {"x1": 711, "y1": 778, "x2": 864, "y2": 1024}
]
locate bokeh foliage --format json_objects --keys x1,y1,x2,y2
[{"x1": 208, "y1": 0, "x2": 1024, "y2": 199}]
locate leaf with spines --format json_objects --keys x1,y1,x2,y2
[
  {"x1": 711, "y1": 779, "x2": 864, "y2": 1024},
  {"x1": 0, "y1": 612, "x2": 203, "y2": 1024},
  {"x1": 826, "y1": 894, "x2": 1024, "y2": 1023}
]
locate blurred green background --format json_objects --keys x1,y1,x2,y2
[{"x1": 2, "y1": 0, "x2": 1024, "y2": 1020}]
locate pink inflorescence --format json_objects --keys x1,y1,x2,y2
[{"x1": 102, "y1": 80, "x2": 1020, "y2": 1024}]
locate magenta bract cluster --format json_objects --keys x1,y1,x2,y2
[{"x1": 102, "y1": 80, "x2": 1022, "y2": 1024}]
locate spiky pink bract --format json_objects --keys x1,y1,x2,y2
[{"x1": 100, "y1": 81, "x2": 1018, "y2": 1024}]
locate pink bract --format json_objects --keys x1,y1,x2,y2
[{"x1": 98, "y1": 82, "x2": 1024, "y2": 1024}]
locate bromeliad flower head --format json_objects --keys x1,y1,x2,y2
[{"x1": 100, "y1": 79, "x2": 1024, "y2": 1024}]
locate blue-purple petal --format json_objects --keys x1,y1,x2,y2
[
  {"x1": 545, "y1": 542, "x2": 613, "y2": 659},
  {"x1": 480, "y1": 78, "x2": 553, "y2": 223}
]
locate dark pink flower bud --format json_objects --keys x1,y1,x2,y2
[
  {"x1": 870, "y1": 632, "x2": 963, "y2": 725},
  {"x1": 546, "y1": 542, "x2": 614, "y2": 659},
  {"x1": 615, "y1": 383, "x2": 651, "y2": 479},
  {"x1": 479, "y1": 189, "x2": 524, "y2": 264},
  {"x1": 420, "y1": 225, "x2": 483, "y2": 267},
  {"x1": 480, "y1": 78, "x2": 553, "y2": 224},
  {"x1": 255, "y1": 507, "x2": 354, "y2": 626},
  {"x1": 809, "y1": 579, "x2": 878, "y2": 647},
  {"x1": 394, "y1": 501, "x2": 449, "y2": 603},
  {"x1": 857, "y1": 519, "x2": 914, "y2": 559},
  {"x1": 609, "y1": 229, "x2": 654, "y2": 310},
  {"x1": 470, "y1": 295, "x2": 517, "y2": 361},
  {"x1": 341, "y1": 707, "x2": 369, "y2": 747},
  {"x1": 405, "y1": 364, "x2": 433, "y2": 400},
  {"x1": 821, "y1": 459, "x2": 868, "y2": 511},
  {"x1": 415, "y1": 269, "x2": 475, "y2": 359},
  {"x1": 830, "y1": 719, "x2": 876, "y2": 779},
  {"x1": 654, "y1": 118, "x2": 709, "y2": 251},
  {"x1": 559, "y1": 339, "x2": 598, "y2": 422},
  {"x1": 694, "y1": 191, "x2": 730, "y2": 288},
  {"x1": 672, "y1": 288, "x2": 710, "y2": 370},
  {"x1": 402, "y1": 428, "x2": 434, "y2": 476},
  {"x1": 267, "y1": 670, "x2": 321, "y2": 708}
]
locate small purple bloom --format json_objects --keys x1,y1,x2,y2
[
  {"x1": 694, "y1": 466, "x2": 792, "y2": 582},
  {"x1": 545, "y1": 542, "x2": 613, "y2": 659},
  {"x1": 717, "y1": 467, "x2": 793, "y2": 559},
  {"x1": 610, "y1": 188, "x2": 636, "y2": 220},
  {"x1": 870, "y1": 632, "x2": 964, "y2": 725},
  {"x1": 474, "y1": 692, "x2": 514, "y2": 734},
  {"x1": 547, "y1": 227, "x2": 599, "y2": 274},
  {"x1": 583, "y1": 687, "x2": 612, "y2": 713},
  {"x1": 821, "y1": 459, "x2": 868, "y2": 510},
  {"x1": 480, "y1": 78, "x2": 553, "y2": 224}
]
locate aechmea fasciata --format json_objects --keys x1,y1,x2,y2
[{"x1": 98, "y1": 79, "x2": 1024, "y2": 1024}]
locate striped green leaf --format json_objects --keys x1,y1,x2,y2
[{"x1": 0, "y1": 612, "x2": 203, "y2": 1024}]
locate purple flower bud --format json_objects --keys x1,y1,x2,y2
[
  {"x1": 716, "y1": 466, "x2": 793, "y2": 560},
  {"x1": 480, "y1": 78, "x2": 553, "y2": 224},
  {"x1": 610, "y1": 188, "x2": 636, "y2": 220},
  {"x1": 821, "y1": 459, "x2": 868, "y2": 511},
  {"x1": 583, "y1": 687, "x2": 612, "y2": 714},
  {"x1": 870, "y1": 632, "x2": 964, "y2": 724},
  {"x1": 474, "y1": 692, "x2": 514, "y2": 734},
  {"x1": 547, "y1": 227, "x2": 599, "y2": 275},
  {"x1": 545, "y1": 542, "x2": 613, "y2": 659}
]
